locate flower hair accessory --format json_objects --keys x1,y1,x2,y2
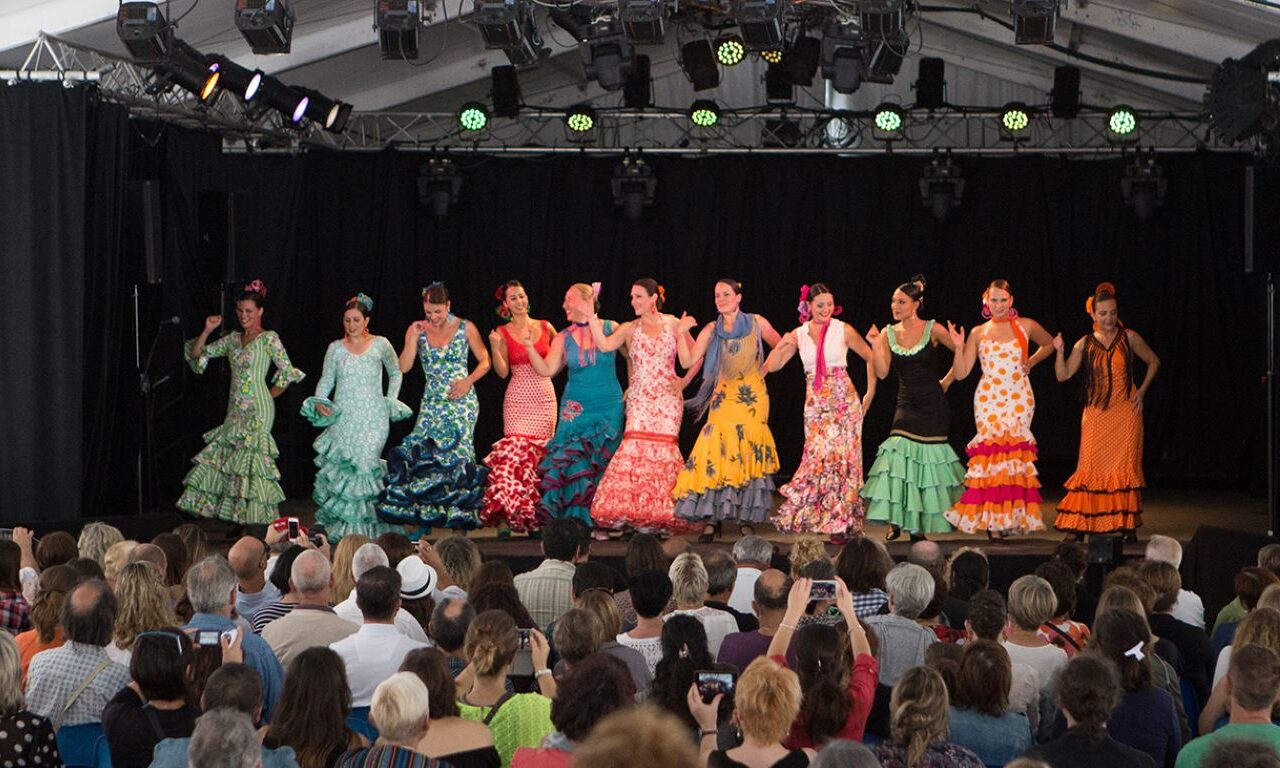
[
  {"x1": 494, "y1": 284, "x2": 507, "y2": 302},
  {"x1": 244, "y1": 279, "x2": 267, "y2": 297},
  {"x1": 797, "y1": 285, "x2": 812, "y2": 323},
  {"x1": 350, "y1": 293, "x2": 374, "y2": 312},
  {"x1": 1086, "y1": 281, "x2": 1117, "y2": 315},
  {"x1": 657, "y1": 284, "x2": 666, "y2": 304},
  {"x1": 590, "y1": 281, "x2": 602, "y2": 298},
  {"x1": 1124, "y1": 641, "x2": 1145, "y2": 661}
]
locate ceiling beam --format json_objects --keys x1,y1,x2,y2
[
  {"x1": 0, "y1": 0, "x2": 116, "y2": 53},
  {"x1": 1059, "y1": 0, "x2": 1251, "y2": 65}
]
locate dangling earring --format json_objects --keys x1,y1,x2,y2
[{"x1": 981, "y1": 301, "x2": 992, "y2": 319}]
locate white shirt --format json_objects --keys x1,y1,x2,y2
[
  {"x1": 665, "y1": 606, "x2": 738, "y2": 657},
  {"x1": 728, "y1": 568, "x2": 762, "y2": 616},
  {"x1": 1003, "y1": 641, "x2": 1068, "y2": 692},
  {"x1": 1171, "y1": 589, "x2": 1205, "y2": 629},
  {"x1": 332, "y1": 594, "x2": 430, "y2": 643},
  {"x1": 797, "y1": 319, "x2": 850, "y2": 374},
  {"x1": 330, "y1": 623, "x2": 430, "y2": 707}
]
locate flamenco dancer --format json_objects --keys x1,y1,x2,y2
[
  {"x1": 523, "y1": 283, "x2": 624, "y2": 527},
  {"x1": 1052, "y1": 282, "x2": 1160, "y2": 541},
  {"x1": 861, "y1": 275, "x2": 965, "y2": 542},
  {"x1": 179, "y1": 279, "x2": 305, "y2": 524},
  {"x1": 587, "y1": 279, "x2": 695, "y2": 538},
  {"x1": 674, "y1": 278, "x2": 783, "y2": 542},
  {"x1": 378, "y1": 282, "x2": 491, "y2": 531},
  {"x1": 479, "y1": 281, "x2": 559, "y2": 535},
  {"x1": 301, "y1": 294, "x2": 412, "y2": 540},
  {"x1": 944, "y1": 280, "x2": 1053, "y2": 539},
  {"x1": 765, "y1": 283, "x2": 877, "y2": 543}
]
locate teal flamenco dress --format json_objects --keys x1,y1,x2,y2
[
  {"x1": 860, "y1": 320, "x2": 965, "y2": 535},
  {"x1": 179, "y1": 331, "x2": 305, "y2": 524},
  {"x1": 301, "y1": 337, "x2": 413, "y2": 540},
  {"x1": 536, "y1": 323, "x2": 624, "y2": 527},
  {"x1": 377, "y1": 321, "x2": 488, "y2": 530}
]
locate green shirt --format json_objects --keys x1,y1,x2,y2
[
  {"x1": 1174, "y1": 722, "x2": 1280, "y2": 768},
  {"x1": 458, "y1": 693, "x2": 554, "y2": 767},
  {"x1": 1212, "y1": 598, "x2": 1246, "y2": 636}
]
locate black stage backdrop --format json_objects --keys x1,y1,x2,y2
[{"x1": 0, "y1": 84, "x2": 1272, "y2": 522}]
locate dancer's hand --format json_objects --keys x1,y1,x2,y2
[
  {"x1": 488, "y1": 328, "x2": 503, "y2": 346},
  {"x1": 203, "y1": 315, "x2": 222, "y2": 335},
  {"x1": 315, "y1": 402, "x2": 333, "y2": 417},
  {"x1": 1131, "y1": 388, "x2": 1145, "y2": 411},
  {"x1": 519, "y1": 325, "x2": 535, "y2": 348},
  {"x1": 1052, "y1": 333, "x2": 1065, "y2": 352},
  {"x1": 406, "y1": 321, "x2": 427, "y2": 343},
  {"x1": 446, "y1": 378, "x2": 472, "y2": 399},
  {"x1": 946, "y1": 321, "x2": 965, "y2": 347},
  {"x1": 678, "y1": 312, "x2": 697, "y2": 334},
  {"x1": 865, "y1": 324, "x2": 881, "y2": 346}
]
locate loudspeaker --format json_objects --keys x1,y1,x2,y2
[
  {"x1": 197, "y1": 191, "x2": 247, "y2": 287},
  {"x1": 125, "y1": 180, "x2": 164, "y2": 284},
  {"x1": 1245, "y1": 165, "x2": 1280, "y2": 273},
  {"x1": 491, "y1": 65, "x2": 521, "y2": 118},
  {"x1": 1184, "y1": 525, "x2": 1278, "y2": 616},
  {"x1": 623, "y1": 54, "x2": 652, "y2": 109},
  {"x1": 1087, "y1": 535, "x2": 1123, "y2": 566},
  {"x1": 916, "y1": 57, "x2": 945, "y2": 109},
  {"x1": 1051, "y1": 66, "x2": 1081, "y2": 118}
]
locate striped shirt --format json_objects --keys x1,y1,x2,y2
[
  {"x1": 514, "y1": 560, "x2": 575, "y2": 628},
  {"x1": 251, "y1": 601, "x2": 297, "y2": 633},
  {"x1": 335, "y1": 744, "x2": 446, "y2": 768}
]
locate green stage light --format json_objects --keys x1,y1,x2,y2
[
  {"x1": 457, "y1": 102, "x2": 489, "y2": 132},
  {"x1": 690, "y1": 99, "x2": 720, "y2": 127}
]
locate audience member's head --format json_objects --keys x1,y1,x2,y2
[
  {"x1": 574, "y1": 707, "x2": 699, "y2": 768},
  {"x1": 187, "y1": 556, "x2": 238, "y2": 616},
  {"x1": 1201, "y1": 739, "x2": 1280, "y2": 768},
  {"x1": 227, "y1": 537, "x2": 269, "y2": 584},
  {"x1": 794, "y1": 622, "x2": 853, "y2": 745},
  {"x1": 1258, "y1": 544, "x2": 1280, "y2": 577},
  {"x1": 189, "y1": 709, "x2": 261, "y2": 768},
  {"x1": 924, "y1": 642, "x2": 963, "y2": 693},
  {"x1": 953, "y1": 640, "x2": 1011, "y2": 717},
  {"x1": 1234, "y1": 607, "x2": 1280, "y2": 662},
  {"x1": 836, "y1": 537, "x2": 892, "y2": 594},
  {"x1": 1007, "y1": 575, "x2": 1056, "y2": 631},
  {"x1": 1135, "y1": 559, "x2": 1182, "y2": 614},
  {"x1": 788, "y1": 538, "x2": 829, "y2": 579},
  {"x1": 572, "y1": 561, "x2": 616, "y2": 600},
  {"x1": 669, "y1": 552, "x2": 710, "y2": 609},
  {"x1": 551, "y1": 653, "x2": 636, "y2": 742},
  {"x1": 151, "y1": 532, "x2": 190, "y2": 588},
  {"x1": 434, "y1": 536, "x2": 482, "y2": 592},
  {"x1": 652, "y1": 615, "x2": 713, "y2": 732},
  {"x1": 948, "y1": 548, "x2": 990, "y2": 602},
  {"x1": 1034, "y1": 560, "x2": 1079, "y2": 621},
  {"x1": 1237, "y1": 566, "x2": 1280, "y2": 612},
  {"x1": 889, "y1": 665, "x2": 950, "y2": 766},
  {"x1": 465, "y1": 609, "x2": 519, "y2": 677},
  {"x1": 753, "y1": 569, "x2": 791, "y2": 618},
  {"x1": 1144, "y1": 535, "x2": 1184, "y2": 569},
  {"x1": 77, "y1": 522, "x2": 124, "y2": 567},
  {"x1": 268, "y1": 546, "x2": 306, "y2": 596},
  {"x1": 469, "y1": 583, "x2": 536, "y2": 628},
  {"x1": 67, "y1": 557, "x2": 105, "y2": 582},
  {"x1": 266, "y1": 647, "x2": 356, "y2": 767},
  {"x1": 350, "y1": 542, "x2": 390, "y2": 582},
  {"x1": 1055, "y1": 654, "x2": 1121, "y2": 731},
  {"x1": 202, "y1": 663, "x2": 264, "y2": 718},
  {"x1": 1259, "y1": 584, "x2": 1280, "y2": 612},
  {"x1": 63, "y1": 578, "x2": 117, "y2": 647},
  {"x1": 578, "y1": 589, "x2": 623, "y2": 639},
  {"x1": 1228, "y1": 644, "x2": 1280, "y2": 714},
  {"x1": 1095, "y1": 585, "x2": 1146, "y2": 620},
  {"x1": 1103, "y1": 570, "x2": 1157, "y2": 615},
  {"x1": 330, "y1": 535, "x2": 372, "y2": 604},
  {"x1": 29, "y1": 564, "x2": 78, "y2": 643},
  {"x1": 375, "y1": 533, "x2": 415, "y2": 566},
  {"x1": 733, "y1": 535, "x2": 774, "y2": 568},
  {"x1": 629, "y1": 570, "x2": 674, "y2": 621},
  {"x1": 965, "y1": 589, "x2": 1007, "y2": 641},
  {"x1": 554, "y1": 608, "x2": 604, "y2": 667},
  {"x1": 290, "y1": 549, "x2": 333, "y2": 601},
  {"x1": 399, "y1": 648, "x2": 459, "y2": 719},
  {"x1": 541, "y1": 519, "x2": 581, "y2": 562},
  {"x1": 736, "y1": 656, "x2": 804, "y2": 746},
  {"x1": 35, "y1": 531, "x2": 78, "y2": 571},
  {"x1": 907, "y1": 540, "x2": 945, "y2": 572},
  {"x1": 370, "y1": 672, "x2": 432, "y2": 746},
  {"x1": 702, "y1": 550, "x2": 738, "y2": 599},
  {"x1": 885, "y1": 563, "x2": 935, "y2": 620},
  {"x1": 1050, "y1": 541, "x2": 1088, "y2": 580},
  {"x1": 355, "y1": 565, "x2": 401, "y2": 622},
  {"x1": 428, "y1": 597, "x2": 476, "y2": 654},
  {"x1": 469, "y1": 561, "x2": 516, "y2": 595},
  {"x1": 102, "y1": 540, "x2": 139, "y2": 587},
  {"x1": 131, "y1": 628, "x2": 193, "y2": 703},
  {"x1": 810, "y1": 740, "x2": 882, "y2": 768},
  {"x1": 0, "y1": 632, "x2": 22, "y2": 717},
  {"x1": 624, "y1": 534, "x2": 668, "y2": 577},
  {"x1": 114, "y1": 560, "x2": 180, "y2": 650}
]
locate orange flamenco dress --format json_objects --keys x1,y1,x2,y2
[{"x1": 1055, "y1": 332, "x2": 1144, "y2": 533}]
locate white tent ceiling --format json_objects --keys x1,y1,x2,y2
[{"x1": 2, "y1": 0, "x2": 1278, "y2": 117}]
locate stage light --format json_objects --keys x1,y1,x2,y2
[
  {"x1": 1206, "y1": 40, "x2": 1280, "y2": 144},
  {"x1": 457, "y1": 102, "x2": 489, "y2": 132},
  {"x1": 1108, "y1": 105, "x2": 1139, "y2": 140},
  {"x1": 581, "y1": 17, "x2": 634, "y2": 91},
  {"x1": 858, "y1": 0, "x2": 908, "y2": 37},
  {"x1": 377, "y1": 0, "x2": 422, "y2": 59},
  {"x1": 234, "y1": 0, "x2": 294, "y2": 54},
  {"x1": 256, "y1": 76, "x2": 308, "y2": 123},
  {"x1": 821, "y1": 20, "x2": 866, "y2": 95},
  {"x1": 418, "y1": 156, "x2": 462, "y2": 218},
  {"x1": 680, "y1": 40, "x2": 719, "y2": 91},
  {"x1": 611, "y1": 155, "x2": 656, "y2": 219},
  {"x1": 117, "y1": 1, "x2": 172, "y2": 63},
  {"x1": 733, "y1": 0, "x2": 784, "y2": 50},
  {"x1": 1052, "y1": 65, "x2": 1081, "y2": 118},
  {"x1": 475, "y1": 0, "x2": 545, "y2": 66},
  {"x1": 761, "y1": 49, "x2": 783, "y2": 64},
  {"x1": 566, "y1": 105, "x2": 596, "y2": 133},
  {"x1": 297, "y1": 88, "x2": 352, "y2": 132},
  {"x1": 1000, "y1": 102, "x2": 1031, "y2": 136},
  {"x1": 715, "y1": 35, "x2": 746, "y2": 66},
  {"x1": 1011, "y1": 0, "x2": 1058, "y2": 45},
  {"x1": 866, "y1": 30, "x2": 909, "y2": 84},
  {"x1": 689, "y1": 99, "x2": 720, "y2": 128},
  {"x1": 153, "y1": 40, "x2": 221, "y2": 103},
  {"x1": 1121, "y1": 151, "x2": 1167, "y2": 221},
  {"x1": 205, "y1": 55, "x2": 262, "y2": 102},
  {"x1": 919, "y1": 151, "x2": 964, "y2": 221},
  {"x1": 873, "y1": 103, "x2": 904, "y2": 140},
  {"x1": 619, "y1": 0, "x2": 665, "y2": 45}
]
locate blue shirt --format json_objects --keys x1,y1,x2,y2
[
  {"x1": 236, "y1": 582, "x2": 282, "y2": 624},
  {"x1": 150, "y1": 737, "x2": 298, "y2": 768},
  {"x1": 948, "y1": 707, "x2": 1033, "y2": 767},
  {"x1": 183, "y1": 613, "x2": 284, "y2": 720}
]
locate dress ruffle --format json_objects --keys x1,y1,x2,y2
[
  {"x1": 301, "y1": 396, "x2": 341, "y2": 427},
  {"x1": 480, "y1": 435, "x2": 548, "y2": 532},
  {"x1": 861, "y1": 435, "x2": 964, "y2": 534},
  {"x1": 311, "y1": 429, "x2": 398, "y2": 540},
  {"x1": 377, "y1": 431, "x2": 488, "y2": 530},
  {"x1": 177, "y1": 423, "x2": 285, "y2": 524},
  {"x1": 674, "y1": 477, "x2": 777, "y2": 523},
  {"x1": 537, "y1": 414, "x2": 622, "y2": 527},
  {"x1": 592, "y1": 434, "x2": 695, "y2": 535},
  {"x1": 1055, "y1": 489, "x2": 1143, "y2": 533},
  {"x1": 944, "y1": 434, "x2": 1045, "y2": 534},
  {"x1": 673, "y1": 420, "x2": 780, "y2": 524}
]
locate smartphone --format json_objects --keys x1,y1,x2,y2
[
  {"x1": 196, "y1": 630, "x2": 221, "y2": 647},
  {"x1": 287, "y1": 518, "x2": 300, "y2": 539},
  {"x1": 809, "y1": 580, "x2": 838, "y2": 602},
  {"x1": 0, "y1": 528, "x2": 12, "y2": 541},
  {"x1": 696, "y1": 671, "x2": 735, "y2": 703},
  {"x1": 516, "y1": 628, "x2": 531, "y2": 650},
  {"x1": 308, "y1": 523, "x2": 327, "y2": 547},
  {"x1": 221, "y1": 628, "x2": 238, "y2": 645}
]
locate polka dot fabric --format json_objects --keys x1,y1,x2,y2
[{"x1": 0, "y1": 712, "x2": 60, "y2": 768}]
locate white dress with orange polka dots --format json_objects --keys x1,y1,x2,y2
[{"x1": 943, "y1": 332, "x2": 1047, "y2": 533}]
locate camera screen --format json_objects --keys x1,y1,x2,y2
[
  {"x1": 809, "y1": 580, "x2": 837, "y2": 601},
  {"x1": 696, "y1": 671, "x2": 735, "y2": 701}
]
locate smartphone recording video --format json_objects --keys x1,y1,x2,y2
[
  {"x1": 516, "y1": 628, "x2": 531, "y2": 650},
  {"x1": 196, "y1": 630, "x2": 221, "y2": 647},
  {"x1": 808, "y1": 580, "x2": 837, "y2": 602},
  {"x1": 287, "y1": 518, "x2": 300, "y2": 539},
  {"x1": 696, "y1": 671, "x2": 735, "y2": 703}
]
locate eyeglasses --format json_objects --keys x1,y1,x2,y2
[{"x1": 135, "y1": 630, "x2": 186, "y2": 656}]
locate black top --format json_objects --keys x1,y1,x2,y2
[
  {"x1": 1148, "y1": 613, "x2": 1213, "y2": 706},
  {"x1": 0, "y1": 711, "x2": 60, "y2": 768},
  {"x1": 706, "y1": 600, "x2": 760, "y2": 633},
  {"x1": 1025, "y1": 727, "x2": 1157, "y2": 768},
  {"x1": 889, "y1": 323, "x2": 949, "y2": 442},
  {"x1": 102, "y1": 687, "x2": 200, "y2": 768},
  {"x1": 435, "y1": 745, "x2": 501, "y2": 768},
  {"x1": 709, "y1": 748, "x2": 809, "y2": 768}
]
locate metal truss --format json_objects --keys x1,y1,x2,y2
[{"x1": 2, "y1": 33, "x2": 1252, "y2": 155}]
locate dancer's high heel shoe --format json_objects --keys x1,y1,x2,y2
[
  {"x1": 698, "y1": 522, "x2": 721, "y2": 543},
  {"x1": 885, "y1": 524, "x2": 903, "y2": 542}
]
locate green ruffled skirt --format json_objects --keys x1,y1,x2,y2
[{"x1": 860, "y1": 435, "x2": 964, "y2": 534}]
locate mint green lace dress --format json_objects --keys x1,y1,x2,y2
[
  {"x1": 179, "y1": 331, "x2": 305, "y2": 524},
  {"x1": 301, "y1": 337, "x2": 413, "y2": 540}
]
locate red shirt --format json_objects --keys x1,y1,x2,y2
[{"x1": 773, "y1": 652, "x2": 879, "y2": 748}]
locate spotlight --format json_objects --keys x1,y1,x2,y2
[
  {"x1": 919, "y1": 151, "x2": 964, "y2": 221},
  {"x1": 457, "y1": 102, "x2": 490, "y2": 132},
  {"x1": 866, "y1": 30, "x2": 909, "y2": 84},
  {"x1": 581, "y1": 16, "x2": 634, "y2": 91},
  {"x1": 234, "y1": 0, "x2": 294, "y2": 54},
  {"x1": 611, "y1": 155, "x2": 656, "y2": 219},
  {"x1": 417, "y1": 156, "x2": 462, "y2": 218},
  {"x1": 256, "y1": 76, "x2": 309, "y2": 123},
  {"x1": 733, "y1": 0, "x2": 785, "y2": 50},
  {"x1": 475, "y1": 0, "x2": 545, "y2": 66},
  {"x1": 1000, "y1": 102, "x2": 1031, "y2": 138},
  {"x1": 821, "y1": 21, "x2": 867, "y2": 95},
  {"x1": 1108, "y1": 105, "x2": 1139, "y2": 141},
  {"x1": 873, "y1": 103, "x2": 904, "y2": 140},
  {"x1": 858, "y1": 0, "x2": 908, "y2": 37},
  {"x1": 619, "y1": 0, "x2": 665, "y2": 45},
  {"x1": 377, "y1": 0, "x2": 422, "y2": 59},
  {"x1": 689, "y1": 99, "x2": 721, "y2": 128},
  {"x1": 680, "y1": 40, "x2": 719, "y2": 91},
  {"x1": 116, "y1": 1, "x2": 172, "y2": 63},
  {"x1": 205, "y1": 55, "x2": 263, "y2": 101},
  {"x1": 761, "y1": 49, "x2": 783, "y2": 64},
  {"x1": 156, "y1": 40, "x2": 221, "y2": 103},
  {"x1": 565, "y1": 105, "x2": 597, "y2": 142},
  {"x1": 1121, "y1": 151, "x2": 1167, "y2": 221},
  {"x1": 1206, "y1": 40, "x2": 1280, "y2": 144},
  {"x1": 715, "y1": 35, "x2": 746, "y2": 67},
  {"x1": 1011, "y1": 0, "x2": 1058, "y2": 45},
  {"x1": 297, "y1": 88, "x2": 352, "y2": 132}
]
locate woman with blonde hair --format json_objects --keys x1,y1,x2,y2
[
  {"x1": 875, "y1": 666, "x2": 982, "y2": 768},
  {"x1": 1201, "y1": 606, "x2": 1280, "y2": 733},
  {"x1": 78, "y1": 522, "x2": 125, "y2": 566},
  {"x1": 331, "y1": 534, "x2": 372, "y2": 604},
  {"x1": 788, "y1": 537, "x2": 830, "y2": 580},
  {"x1": 574, "y1": 707, "x2": 699, "y2": 768},
  {"x1": 109, "y1": 561, "x2": 180, "y2": 666},
  {"x1": 103, "y1": 539, "x2": 138, "y2": 588},
  {"x1": 690, "y1": 656, "x2": 812, "y2": 767}
]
